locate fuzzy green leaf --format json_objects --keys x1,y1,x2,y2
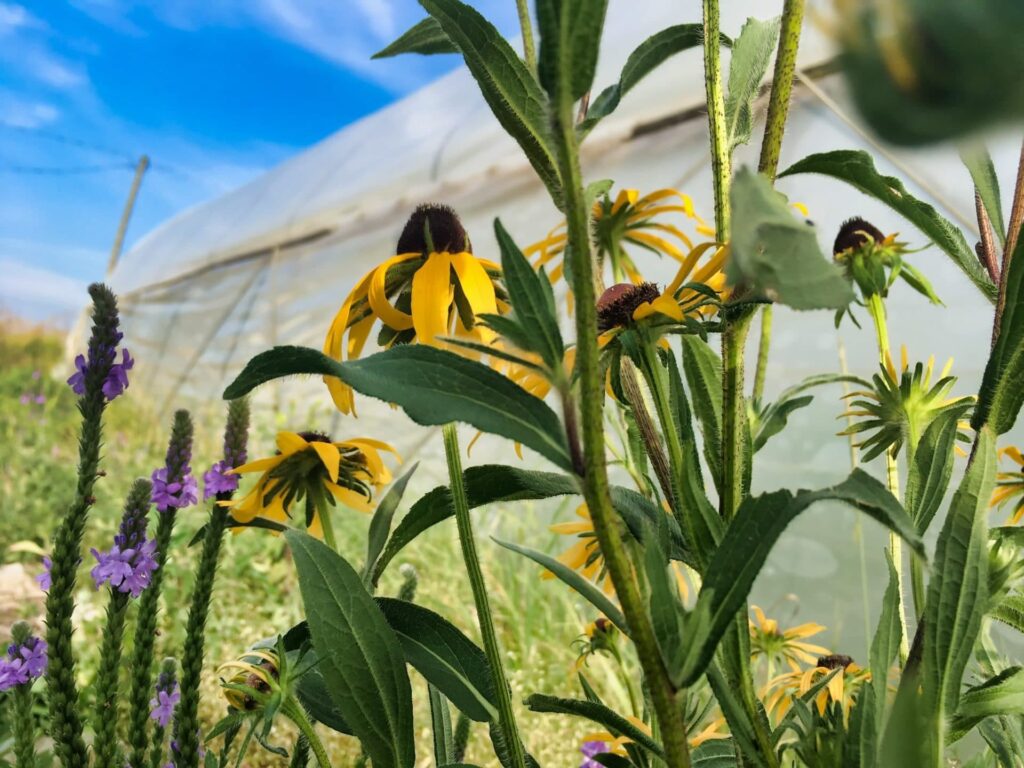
[
  {"x1": 961, "y1": 146, "x2": 1006, "y2": 245},
  {"x1": 904, "y1": 406, "x2": 970, "y2": 534},
  {"x1": 524, "y1": 694, "x2": 664, "y2": 758},
  {"x1": 494, "y1": 538, "x2": 628, "y2": 636},
  {"x1": 224, "y1": 345, "x2": 572, "y2": 471},
  {"x1": 678, "y1": 470, "x2": 922, "y2": 686},
  {"x1": 975, "y1": 226, "x2": 1024, "y2": 433},
  {"x1": 420, "y1": 0, "x2": 561, "y2": 199},
  {"x1": 754, "y1": 373, "x2": 868, "y2": 452},
  {"x1": 428, "y1": 685, "x2": 455, "y2": 765},
  {"x1": 364, "y1": 465, "x2": 418, "y2": 585},
  {"x1": 947, "y1": 667, "x2": 1024, "y2": 744},
  {"x1": 372, "y1": 17, "x2": 458, "y2": 58},
  {"x1": 581, "y1": 24, "x2": 715, "y2": 133},
  {"x1": 724, "y1": 17, "x2": 780, "y2": 152},
  {"x1": 642, "y1": 521, "x2": 687, "y2": 676},
  {"x1": 692, "y1": 739, "x2": 738, "y2": 767},
  {"x1": 923, "y1": 426, "x2": 997, "y2": 727},
  {"x1": 729, "y1": 167, "x2": 854, "y2": 310},
  {"x1": 376, "y1": 598, "x2": 498, "y2": 723},
  {"x1": 494, "y1": 218, "x2": 564, "y2": 370},
  {"x1": 780, "y1": 150, "x2": 997, "y2": 301},
  {"x1": 990, "y1": 594, "x2": 1024, "y2": 634},
  {"x1": 285, "y1": 531, "x2": 415, "y2": 768},
  {"x1": 681, "y1": 336, "x2": 724, "y2": 494},
  {"x1": 373, "y1": 466, "x2": 580, "y2": 582},
  {"x1": 536, "y1": 0, "x2": 609, "y2": 101}
]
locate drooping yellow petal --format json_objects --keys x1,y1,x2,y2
[
  {"x1": 323, "y1": 267, "x2": 374, "y2": 359},
  {"x1": 368, "y1": 254, "x2": 419, "y2": 331},
  {"x1": 411, "y1": 251, "x2": 454, "y2": 346},
  {"x1": 276, "y1": 431, "x2": 309, "y2": 456},
  {"x1": 611, "y1": 188, "x2": 639, "y2": 213},
  {"x1": 309, "y1": 441, "x2": 341, "y2": 483},
  {"x1": 230, "y1": 455, "x2": 285, "y2": 475},
  {"x1": 325, "y1": 481, "x2": 373, "y2": 512},
  {"x1": 450, "y1": 250, "x2": 498, "y2": 336}
]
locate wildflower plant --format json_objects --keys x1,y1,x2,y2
[{"x1": 27, "y1": 1, "x2": 1024, "y2": 767}]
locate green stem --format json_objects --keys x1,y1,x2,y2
[
  {"x1": 752, "y1": 306, "x2": 772, "y2": 407},
  {"x1": 703, "y1": 0, "x2": 731, "y2": 237},
  {"x1": 514, "y1": 0, "x2": 537, "y2": 73},
  {"x1": 92, "y1": 591, "x2": 131, "y2": 768},
  {"x1": 721, "y1": 313, "x2": 753, "y2": 521},
  {"x1": 283, "y1": 700, "x2": 333, "y2": 768},
  {"x1": 127, "y1": 511, "x2": 177, "y2": 768},
  {"x1": 757, "y1": 0, "x2": 806, "y2": 182},
  {"x1": 865, "y1": 292, "x2": 911, "y2": 661},
  {"x1": 12, "y1": 683, "x2": 36, "y2": 768},
  {"x1": 442, "y1": 423, "x2": 528, "y2": 768},
  {"x1": 552, "y1": 90, "x2": 691, "y2": 768},
  {"x1": 315, "y1": 496, "x2": 338, "y2": 551},
  {"x1": 173, "y1": 506, "x2": 229, "y2": 768}
]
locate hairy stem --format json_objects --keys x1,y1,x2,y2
[
  {"x1": 994, "y1": 141, "x2": 1024, "y2": 344},
  {"x1": 283, "y1": 700, "x2": 333, "y2": 768},
  {"x1": 553, "y1": 90, "x2": 691, "y2": 768},
  {"x1": 620, "y1": 357, "x2": 675, "y2": 507},
  {"x1": 92, "y1": 591, "x2": 131, "y2": 768},
  {"x1": 758, "y1": 0, "x2": 805, "y2": 181},
  {"x1": 12, "y1": 683, "x2": 36, "y2": 768},
  {"x1": 442, "y1": 423, "x2": 528, "y2": 768},
  {"x1": 514, "y1": 0, "x2": 537, "y2": 73},
  {"x1": 703, "y1": 0, "x2": 731, "y2": 237},
  {"x1": 752, "y1": 306, "x2": 772, "y2": 408}
]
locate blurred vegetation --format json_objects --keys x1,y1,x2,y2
[{"x1": 0, "y1": 318, "x2": 614, "y2": 766}]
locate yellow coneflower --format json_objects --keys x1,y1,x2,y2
[
  {"x1": 323, "y1": 204, "x2": 504, "y2": 414},
  {"x1": 581, "y1": 713, "x2": 726, "y2": 759},
  {"x1": 763, "y1": 654, "x2": 870, "y2": 719},
  {"x1": 218, "y1": 649, "x2": 280, "y2": 711},
  {"x1": 840, "y1": 345, "x2": 973, "y2": 461},
  {"x1": 545, "y1": 504, "x2": 690, "y2": 599},
  {"x1": 223, "y1": 430, "x2": 397, "y2": 536},
  {"x1": 749, "y1": 605, "x2": 831, "y2": 674},
  {"x1": 526, "y1": 188, "x2": 716, "y2": 288},
  {"x1": 832, "y1": 216, "x2": 939, "y2": 304},
  {"x1": 992, "y1": 446, "x2": 1024, "y2": 524}
]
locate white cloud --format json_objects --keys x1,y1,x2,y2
[
  {"x1": 0, "y1": 3, "x2": 43, "y2": 33},
  {"x1": 0, "y1": 258, "x2": 88, "y2": 310},
  {"x1": 0, "y1": 96, "x2": 59, "y2": 128}
]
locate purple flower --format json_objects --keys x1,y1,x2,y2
[
  {"x1": 151, "y1": 467, "x2": 198, "y2": 512},
  {"x1": 36, "y1": 556, "x2": 52, "y2": 592},
  {"x1": 149, "y1": 683, "x2": 180, "y2": 728},
  {"x1": 34, "y1": 394, "x2": 45, "y2": 404},
  {"x1": 91, "y1": 538, "x2": 158, "y2": 598},
  {"x1": 19, "y1": 393, "x2": 30, "y2": 405},
  {"x1": 0, "y1": 634, "x2": 47, "y2": 691},
  {"x1": 203, "y1": 460, "x2": 238, "y2": 500},
  {"x1": 67, "y1": 354, "x2": 88, "y2": 395},
  {"x1": 580, "y1": 740, "x2": 608, "y2": 768},
  {"x1": 102, "y1": 348, "x2": 134, "y2": 400}
]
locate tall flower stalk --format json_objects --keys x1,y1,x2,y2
[
  {"x1": 45, "y1": 282, "x2": 128, "y2": 768},
  {"x1": 127, "y1": 409, "x2": 196, "y2": 768},
  {"x1": 550, "y1": 63, "x2": 692, "y2": 768},
  {"x1": 2, "y1": 621, "x2": 47, "y2": 768},
  {"x1": 91, "y1": 479, "x2": 156, "y2": 768},
  {"x1": 174, "y1": 398, "x2": 251, "y2": 768},
  {"x1": 441, "y1": 422, "x2": 527, "y2": 768},
  {"x1": 149, "y1": 659, "x2": 179, "y2": 768}
]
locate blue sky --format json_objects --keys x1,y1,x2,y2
[{"x1": 0, "y1": 0, "x2": 517, "y2": 323}]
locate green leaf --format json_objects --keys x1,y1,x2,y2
[
  {"x1": 947, "y1": 667, "x2": 1024, "y2": 744},
  {"x1": 364, "y1": 464, "x2": 418, "y2": 585},
  {"x1": 419, "y1": 0, "x2": 561, "y2": 200},
  {"x1": 961, "y1": 147, "x2": 1005, "y2": 243},
  {"x1": 779, "y1": 150, "x2": 996, "y2": 302},
  {"x1": 524, "y1": 694, "x2": 664, "y2": 758},
  {"x1": 904, "y1": 406, "x2": 970, "y2": 534},
  {"x1": 373, "y1": 466, "x2": 580, "y2": 582},
  {"x1": 609, "y1": 484, "x2": 696, "y2": 568},
  {"x1": 864, "y1": 552, "x2": 902, "y2": 762},
  {"x1": 643, "y1": 521, "x2": 687, "y2": 676},
  {"x1": 581, "y1": 24, "x2": 715, "y2": 133},
  {"x1": 224, "y1": 345, "x2": 573, "y2": 471},
  {"x1": 705, "y1": 663, "x2": 768, "y2": 766},
  {"x1": 284, "y1": 530, "x2": 415, "y2": 768},
  {"x1": 536, "y1": 0, "x2": 609, "y2": 101},
  {"x1": 494, "y1": 538, "x2": 628, "y2": 636},
  {"x1": 990, "y1": 594, "x2": 1024, "y2": 634},
  {"x1": 372, "y1": 17, "x2": 458, "y2": 58},
  {"x1": 677, "y1": 469, "x2": 923, "y2": 685},
  {"x1": 728, "y1": 166, "x2": 854, "y2": 310},
  {"x1": 376, "y1": 598, "x2": 498, "y2": 723},
  {"x1": 494, "y1": 218, "x2": 564, "y2": 370},
  {"x1": 681, "y1": 336, "x2": 724, "y2": 494},
  {"x1": 753, "y1": 373, "x2": 868, "y2": 452},
  {"x1": 428, "y1": 685, "x2": 455, "y2": 765},
  {"x1": 975, "y1": 227, "x2": 1024, "y2": 433},
  {"x1": 923, "y1": 426, "x2": 997, "y2": 726},
  {"x1": 692, "y1": 739, "x2": 737, "y2": 767},
  {"x1": 724, "y1": 17, "x2": 781, "y2": 152},
  {"x1": 296, "y1": 661, "x2": 353, "y2": 735}
]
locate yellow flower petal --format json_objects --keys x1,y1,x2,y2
[
  {"x1": 411, "y1": 251, "x2": 454, "y2": 345},
  {"x1": 368, "y1": 254, "x2": 418, "y2": 332},
  {"x1": 230, "y1": 455, "x2": 285, "y2": 475},
  {"x1": 325, "y1": 481, "x2": 373, "y2": 512},
  {"x1": 276, "y1": 431, "x2": 309, "y2": 456},
  {"x1": 309, "y1": 441, "x2": 341, "y2": 483}
]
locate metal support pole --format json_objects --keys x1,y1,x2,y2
[{"x1": 106, "y1": 154, "x2": 150, "y2": 275}]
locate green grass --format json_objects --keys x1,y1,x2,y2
[{"x1": 0, "y1": 320, "x2": 610, "y2": 767}]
